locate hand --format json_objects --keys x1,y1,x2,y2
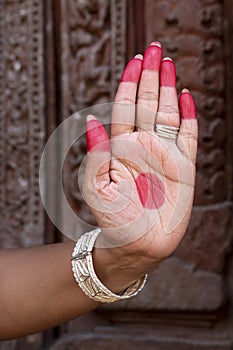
[{"x1": 83, "y1": 42, "x2": 197, "y2": 283}]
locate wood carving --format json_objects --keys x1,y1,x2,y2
[{"x1": 0, "y1": 0, "x2": 45, "y2": 248}]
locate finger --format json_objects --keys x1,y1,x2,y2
[
  {"x1": 111, "y1": 55, "x2": 143, "y2": 137},
  {"x1": 137, "y1": 42, "x2": 162, "y2": 131},
  {"x1": 85, "y1": 115, "x2": 111, "y2": 186},
  {"x1": 156, "y1": 58, "x2": 180, "y2": 128},
  {"x1": 177, "y1": 89, "x2": 198, "y2": 163}
]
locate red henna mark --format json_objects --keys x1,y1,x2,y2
[
  {"x1": 135, "y1": 172, "x2": 165, "y2": 209},
  {"x1": 86, "y1": 118, "x2": 110, "y2": 152},
  {"x1": 180, "y1": 93, "x2": 197, "y2": 119},
  {"x1": 143, "y1": 45, "x2": 162, "y2": 71},
  {"x1": 120, "y1": 58, "x2": 142, "y2": 83},
  {"x1": 160, "y1": 59, "x2": 176, "y2": 87}
]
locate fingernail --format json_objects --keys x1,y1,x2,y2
[
  {"x1": 87, "y1": 114, "x2": 97, "y2": 122},
  {"x1": 134, "y1": 54, "x2": 143, "y2": 60},
  {"x1": 150, "y1": 41, "x2": 161, "y2": 48},
  {"x1": 182, "y1": 88, "x2": 190, "y2": 93},
  {"x1": 162, "y1": 57, "x2": 173, "y2": 62}
]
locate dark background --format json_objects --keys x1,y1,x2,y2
[{"x1": 0, "y1": 0, "x2": 233, "y2": 349}]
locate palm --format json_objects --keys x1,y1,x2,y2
[{"x1": 83, "y1": 44, "x2": 197, "y2": 261}]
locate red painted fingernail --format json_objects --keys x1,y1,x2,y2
[
  {"x1": 160, "y1": 58, "x2": 176, "y2": 87},
  {"x1": 86, "y1": 116, "x2": 111, "y2": 152},
  {"x1": 120, "y1": 58, "x2": 142, "y2": 83},
  {"x1": 143, "y1": 45, "x2": 162, "y2": 71},
  {"x1": 135, "y1": 172, "x2": 165, "y2": 209},
  {"x1": 180, "y1": 92, "x2": 197, "y2": 119}
]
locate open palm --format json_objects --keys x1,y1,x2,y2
[{"x1": 83, "y1": 43, "x2": 197, "y2": 262}]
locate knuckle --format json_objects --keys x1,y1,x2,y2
[
  {"x1": 115, "y1": 96, "x2": 135, "y2": 104},
  {"x1": 158, "y1": 104, "x2": 179, "y2": 115},
  {"x1": 138, "y1": 89, "x2": 159, "y2": 102}
]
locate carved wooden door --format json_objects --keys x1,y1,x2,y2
[{"x1": 0, "y1": 1, "x2": 233, "y2": 349}]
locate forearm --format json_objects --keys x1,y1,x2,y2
[
  {"x1": 0, "y1": 241, "x2": 98, "y2": 339},
  {"x1": 0, "y1": 239, "x2": 150, "y2": 340}
]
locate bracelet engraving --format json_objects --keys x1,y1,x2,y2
[{"x1": 71, "y1": 228, "x2": 147, "y2": 303}]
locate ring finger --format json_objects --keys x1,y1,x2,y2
[{"x1": 156, "y1": 57, "x2": 180, "y2": 128}]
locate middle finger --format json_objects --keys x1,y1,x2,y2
[{"x1": 136, "y1": 42, "x2": 162, "y2": 131}]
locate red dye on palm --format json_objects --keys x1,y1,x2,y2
[
  {"x1": 86, "y1": 118, "x2": 110, "y2": 153},
  {"x1": 135, "y1": 172, "x2": 165, "y2": 209},
  {"x1": 180, "y1": 93, "x2": 196, "y2": 119}
]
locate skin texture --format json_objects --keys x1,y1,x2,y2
[{"x1": 0, "y1": 42, "x2": 198, "y2": 340}]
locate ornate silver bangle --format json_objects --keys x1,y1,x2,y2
[{"x1": 71, "y1": 228, "x2": 147, "y2": 303}]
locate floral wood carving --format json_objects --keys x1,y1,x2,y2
[
  {"x1": 60, "y1": 0, "x2": 126, "y2": 226},
  {"x1": 145, "y1": 0, "x2": 227, "y2": 205},
  {"x1": 0, "y1": 0, "x2": 45, "y2": 248}
]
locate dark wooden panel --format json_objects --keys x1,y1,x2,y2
[
  {"x1": 126, "y1": 0, "x2": 145, "y2": 60},
  {"x1": 0, "y1": 0, "x2": 46, "y2": 349},
  {"x1": 0, "y1": 0, "x2": 45, "y2": 249},
  {"x1": 224, "y1": 0, "x2": 233, "y2": 201}
]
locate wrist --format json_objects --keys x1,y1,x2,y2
[
  {"x1": 71, "y1": 229, "x2": 147, "y2": 303},
  {"x1": 92, "y1": 236, "x2": 158, "y2": 294},
  {"x1": 92, "y1": 247, "x2": 138, "y2": 294}
]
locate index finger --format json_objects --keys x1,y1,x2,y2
[{"x1": 111, "y1": 55, "x2": 143, "y2": 137}]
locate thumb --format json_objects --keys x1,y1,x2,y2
[{"x1": 85, "y1": 115, "x2": 111, "y2": 187}]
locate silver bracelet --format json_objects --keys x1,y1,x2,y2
[{"x1": 71, "y1": 228, "x2": 147, "y2": 303}]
